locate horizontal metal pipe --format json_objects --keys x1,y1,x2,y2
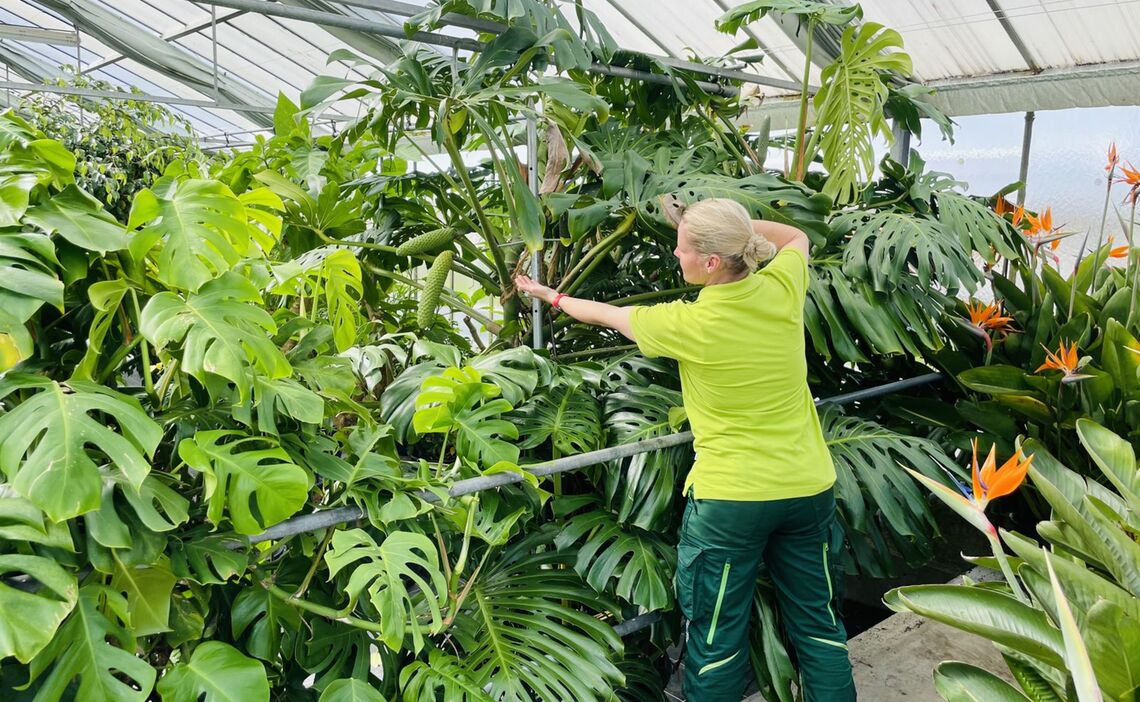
[
  {"x1": 613, "y1": 611, "x2": 663, "y2": 637},
  {"x1": 251, "y1": 372, "x2": 943, "y2": 544},
  {"x1": 194, "y1": 0, "x2": 484, "y2": 51},
  {"x1": 194, "y1": 0, "x2": 772, "y2": 96},
  {"x1": 817, "y1": 372, "x2": 942, "y2": 406}
]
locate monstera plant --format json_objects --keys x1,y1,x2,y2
[{"x1": 0, "y1": 0, "x2": 1041, "y2": 700}]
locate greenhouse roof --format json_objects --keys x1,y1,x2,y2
[{"x1": 0, "y1": 0, "x2": 1138, "y2": 144}]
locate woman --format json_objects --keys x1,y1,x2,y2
[{"x1": 515, "y1": 198, "x2": 856, "y2": 701}]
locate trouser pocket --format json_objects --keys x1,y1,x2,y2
[{"x1": 675, "y1": 542, "x2": 701, "y2": 620}]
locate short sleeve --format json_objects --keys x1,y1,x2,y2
[
  {"x1": 629, "y1": 300, "x2": 692, "y2": 360},
  {"x1": 759, "y1": 247, "x2": 808, "y2": 301}
]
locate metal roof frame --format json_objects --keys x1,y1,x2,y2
[{"x1": 0, "y1": 0, "x2": 1134, "y2": 140}]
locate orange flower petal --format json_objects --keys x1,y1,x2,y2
[
  {"x1": 979, "y1": 444, "x2": 999, "y2": 496},
  {"x1": 1117, "y1": 162, "x2": 1140, "y2": 187},
  {"x1": 986, "y1": 452, "x2": 1033, "y2": 501}
]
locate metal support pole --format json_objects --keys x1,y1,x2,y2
[
  {"x1": 527, "y1": 114, "x2": 542, "y2": 349},
  {"x1": 1017, "y1": 111, "x2": 1035, "y2": 206},
  {"x1": 889, "y1": 118, "x2": 910, "y2": 165},
  {"x1": 74, "y1": 21, "x2": 83, "y2": 129},
  {"x1": 211, "y1": 5, "x2": 220, "y2": 101}
]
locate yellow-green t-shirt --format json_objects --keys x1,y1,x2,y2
[{"x1": 628, "y1": 248, "x2": 835, "y2": 501}]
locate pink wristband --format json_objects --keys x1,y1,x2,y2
[{"x1": 551, "y1": 293, "x2": 567, "y2": 309}]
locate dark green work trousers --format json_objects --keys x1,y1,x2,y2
[{"x1": 677, "y1": 487, "x2": 855, "y2": 701}]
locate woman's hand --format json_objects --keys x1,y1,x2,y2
[{"x1": 514, "y1": 275, "x2": 557, "y2": 304}]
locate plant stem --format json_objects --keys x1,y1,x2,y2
[
  {"x1": 441, "y1": 127, "x2": 512, "y2": 292},
  {"x1": 552, "y1": 446, "x2": 562, "y2": 498},
  {"x1": 443, "y1": 546, "x2": 493, "y2": 627},
  {"x1": 128, "y1": 289, "x2": 155, "y2": 398},
  {"x1": 261, "y1": 579, "x2": 386, "y2": 634},
  {"x1": 1128, "y1": 198, "x2": 1138, "y2": 327},
  {"x1": 1082, "y1": 162, "x2": 1117, "y2": 297},
  {"x1": 560, "y1": 212, "x2": 637, "y2": 296},
  {"x1": 988, "y1": 534, "x2": 1028, "y2": 603},
  {"x1": 451, "y1": 497, "x2": 477, "y2": 590},
  {"x1": 791, "y1": 22, "x2": 815, "y2": 182},
  {"x1": 97, "y1": 335, "x2": 142, "y2": 384},
  {"x1": 1066, "y1": 228, "x2": 1093, "y2": 321},
  {"x1": 293, "y1": 526, "x2": 335, "y2": 599},
  {"x1": 154, "y1": 357, "x2": 179, "y2": 408},
  {"x1": 436, "y1": 432, "x2": 451, "y2": 481}
]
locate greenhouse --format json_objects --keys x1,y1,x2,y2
[{"x1": 0, "y1": 0, "x2": 1138, "y2": 700}]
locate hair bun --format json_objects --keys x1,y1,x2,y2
[{"x1": 741, "y1": 232, "x2": 777, "y2": 270}]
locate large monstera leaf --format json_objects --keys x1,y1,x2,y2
[
  {"x1": 25, "y1": 584, "x2": 156, "y2": 702},
  {"x1": 0, "y1": 375, "x2": 162, "y2": 522},
  {"x1": 0, "y1": 554, "x2": 77, "y2": 663},
  {"x1": 469, "y1": 346, "x2": 551, "y2": 407},
  {"x1": 413, "y1": 366, "x2": 520, "y2": 468},
  {"x1": 813, "y1": 23, "x2": 913, "y2": 205},
  {"x1": 23, "y1": 185, "x2": 130, "y2": 253},
  {"x1": 323, "y1": 528, "x2": 447, "y2": 653},
  {"x1": 127, "y1": 176, "x2": 255, "y2": 292},
  {"x1": 554, "y1": 506, "x2": 675, "y2": 611},
  {"x1": 177, "y1": 430, "x2": 311, "y2": 535},
  {"x1": 450, "y1": 532, "x2": 625, "y2": 702},
  {"x1": 841, "y1": 210, "x2": 981, "y2": 293},
  {"x1": 805, "y1": 262, "x2": 947, "y2": 362},
  {"x1": 602, "y1": 383, "x2": 689, "y2": 531},
  {"x1": 639, "y1": 170, "x2": 832, "y2": 241},
  {"x1": 934, "y1": 192, "x2": 1021, "y2": 263},
  {"x1": 513, "y1": 377, "x2": 603, "y2": 456},
  {"x1": 819, "y1": 404, "x2": 962, "y2": 577},
  {"x1": 271, "y1": 247, "x2": 363, "y2": 353},
  {"x1": 141, "y1": 272, "x2": 291, "y2": 401},
  {"x1": 156, "y1": 641, "x2": 270, "y2": 702}
]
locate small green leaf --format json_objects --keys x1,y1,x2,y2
[
  {"x1": 178, "y1": 431, "x2": 311, "y2": 535},
  {"x1": 110, "y1": 556, "x2": 175, "y2": 636},
  {"x1": 157, "y1": 641, "x2": 270, "y2": 702},
  {"x1": 26, "y1": 584, "x2": 156, "y2": 702},
  {"x1": 0, "y1": 554, "x2": 77, "y2": 663},
  {"x1": 0, "y1": 375, "x2": 162, "y2": 521},
  {"x1": 24, "y1": 185, "x2": 130, "y2": 253},
  {"x1": 318, "y1": 678, "x2": 386, "y2": 702},
  {"x1": 324, "y1": 529, "x2": 447, "y2": 653}
]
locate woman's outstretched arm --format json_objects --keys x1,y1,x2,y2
[{"x1": 514, "y1": 275, "x2": 636, "y2": 341}]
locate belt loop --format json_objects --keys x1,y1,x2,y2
[{"x1": 687, "y1": 486, "x2": 699, "y2": 515}]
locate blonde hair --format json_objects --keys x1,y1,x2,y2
[{"x1": 679, "y1": 198, "x2": 777, "y2": 274}]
